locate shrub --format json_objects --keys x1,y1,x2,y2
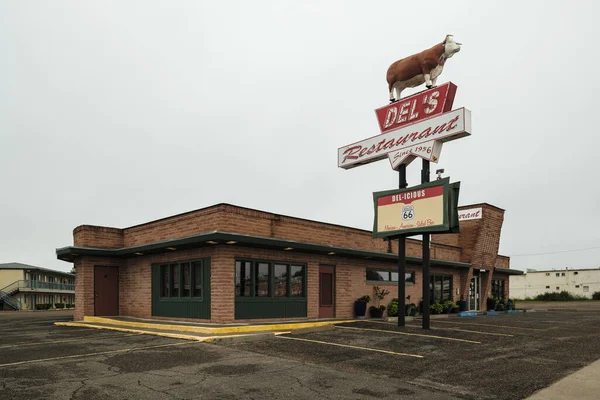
[
  {"x1": 534, "y1": 291, "x2": 588, "y2": 301},
  {"x1": 387, "y1": 299, "x2": 399, "y2": 317},
  {"x1": 430, "y1": 302, "x2": 444, "y2": 314},
  {"x1": 66, "y1": 303, "x2": 75, "y2": 308},
  {"x1": 54, "y1": 303, "x2": 65, "y2": 309},
  {"x1": 357, "y1": 295, "x2": 371, "y2": 303},
  {"x1": 592, "y1": 291, "x2": 600, "y2": 300}
]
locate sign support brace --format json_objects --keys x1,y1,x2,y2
[
  {"x1": 421, "y1": 159, "x2": 431, "y2": 330},
  {"x1": 397, "y1": 165, "x2": 407, "y2": 328}
]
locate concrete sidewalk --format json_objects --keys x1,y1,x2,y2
[{"x1": 526, "y1": 358, "x2": 600, "y2": 399}]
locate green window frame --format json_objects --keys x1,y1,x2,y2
[
  {"x1": 366, "y1": 268, "x2": 415, "y2": 284},
  {"x1": 159, "y1": 260, "x2": 204, "y2": 300},
  {"x1": 429, "y1": 274, "x2": 453, "y2": 303},
  {"x1": 491, "y1": 279, "x2": 505, "y2": 300},
  {"x1": 235, "y1": 259, "x2": 306, "y2": 299}
]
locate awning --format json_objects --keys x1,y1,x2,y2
[{"x1": 56, "y1": 230, "x2": 471, "y2": 270}]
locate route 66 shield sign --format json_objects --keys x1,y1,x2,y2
[{"x1": 402, "y1": 205, "x2": 414, "y2": 221}]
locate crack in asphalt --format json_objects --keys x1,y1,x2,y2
[
  {"x1": 69, "y1": 380, "x2": 87, "y2": 400},
  {"x1": 137, "y1": 379, "x2": 183, "y2": 400},
  {"x1": 279, "y1": 371, "x2": 331, "y2": 400}
]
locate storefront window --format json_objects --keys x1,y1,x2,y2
[
  {"x1": 193, "y1": 262, "x2": 202, "y2": 297},
  {"x1": 235, "y1": 261, "x2": 252, "y2": 296},
  {"x1": 429, "y1": 274, "x2": 453, "y2": 303},
  {"x1": 235, "y1": 259, "x2": 306, "y2": 298},
  {"x1": 366, "y1": 269, "x2": 415, "y2": 283},
  {"x1": 182, "y1": 262, "x2": 190, "y2": 297},
  {"x1": 255, "y1": 263, "x2": 270, "y2": 297},
  {"x1": 491, "y1": 279, "x2": 505, "y2": 299}
]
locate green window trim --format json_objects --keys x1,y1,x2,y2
[
  {"x1": 158, "y1": 259, "x2": 204, "y2": 301},
  {"x1": 366, "y1": 268, "x2": 416, "y2": 284},
  {"x1": 235, "y1": 258, "x2": 307, "y2": 299}
]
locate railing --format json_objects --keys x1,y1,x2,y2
[
  {"x1": 0, "y1": 289, "x2": 21, "y2": 310},
  {"x1": 0, "y1": 280, "x2": 75, "y2": 294}
]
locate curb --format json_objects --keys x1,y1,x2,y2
[
  {"x1": 82, "y1": 316, "x2": 356, "y2": 334},
  {"x1": 289, "y1": 325, "x2": 335, "y2": 335}
]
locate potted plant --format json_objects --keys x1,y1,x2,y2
[
  {"x1": 458, "y1": 296, "x2": 468, "y2": 312},
  {"x1": 372, "y1": 286, "x2": 390, "y2": 318},
  {"x1": 495, "y1": 299, "x2": 506, "y2": 311},
  {"x1": 354, "y1": 295, "x2": 371, "y2": 319},
  {"x1": 387, "y1": 298, "x2": 399, "y2": 317},
  {"x1": 486, "y1": 297, "x2": 498, "y2": 311},
  {"x1": 369, "y1": 305, "x2": 386, "y2": 318},
  {"x1": 409, "y1": 303, "x2": 418, "y2": 316},
  {"x1": 506, "y1": 298, "x2": 514, "y2": 311},
  {"x1": 430, "y1": 302, "x2": 444, "y2": 315}
]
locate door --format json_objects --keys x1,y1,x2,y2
[
  {"x1": 94, "y1": 266, "x2": 119, "y2": 316},
  {"x1": 468, "y1": 276, "x2": 480, "y2": 311},
  {"x1": 318, "y1": 265, "x2": 335, "y2": 318}
]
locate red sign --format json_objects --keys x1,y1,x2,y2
[{"x1": 374, "y1": 82, "x2": 457, "y2": 134}]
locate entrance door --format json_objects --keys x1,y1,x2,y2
[
  {"x1": 94, "y1": 266, "x2": 119, "y2": 316},
  {"x1": 469, "y1": 276, "x2": 480, "y2": 311},
  {"x1": 318, "y1": 266, "x2": 335, "y2": 318}
]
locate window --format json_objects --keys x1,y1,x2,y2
[
  {"x1": 561, "y1": 272, "x2": 565, "y2": 276},
  {"x1": 556, "y1": 273, "x2": 560, "y2": 277},
  {"x1": 545, "y1": 273, "x2": 550, "y2": 276},
  {"x1": 491, "y1": 279, "x2": 506, "y2": 300},
  {"x1": 235, "y1": 261, "x2": 252, "y2": 296},
  {"x1": 274, "y1": 264, "x2": 287, "y2": 297},
  {"x1": 546, "y1": 286, "x2": 550, "y2": 289},
  {"x1": 255, "y1": 263, "x2": 270, "y2": 297},
  {"x1": 556, "y1": 287, "x2": 560, "y2": 290},
  {"x1": 584, "y1": 286, "x2": 589, "y2": 292},
  {"x1": 574, "y1": 272, "x2": 579, "y2": 275},
  {"x1": 159, "y1": 260, "x2": 204, "y2": 299},
  {"x1": 576, "y1": 285, "x2": 580, "y2": 288},
  {"x1": 291, "y1": 265, "x2": 305, "y2": 297},
  {"x1": 366, "y1": 269, "x2": 415, "y2": 283},
  {"x1": 429, "y1": 274, "x2": 452, "y2": 303},
  {"x1": 235, "y1": 259, "x2": 306, "y2": 298}
]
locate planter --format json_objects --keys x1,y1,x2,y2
[
  {"x1": 458, "y1": 300, "x2": 468, "y2": 312},
  {"x1": 354, "y1": 301, "x2": 367, "y2": 319},
  {"x1": 486, "y1": 299, "x2": 497, "y2": 311},
  {"x1": 409, "y1": 306, "x2": 418, "y2": 317},
  {"x1": 369, "y1": 306, "x2": 384, "y2": 318}
]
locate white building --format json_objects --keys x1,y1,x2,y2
[{"x1": 510, "y1": 268, "x2": 600, "y2": 299}]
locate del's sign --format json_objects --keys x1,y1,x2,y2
[
  {"x1": 338, "y1": 108, "x2": 471, "y2": 170},
  {"x1": 338, "y1": 82, "x2": 471, "y2": 170}
]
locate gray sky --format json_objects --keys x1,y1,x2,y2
[{"x1": 1, "y1": 1, "x2": 598, "y2": 274}]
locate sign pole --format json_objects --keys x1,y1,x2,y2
[
  {"x1": 421, "y1": 159, "x2": 431, "y2": 330},
  {"x1": 397, "y1": 164, "x2": 407, "y2": 327}
]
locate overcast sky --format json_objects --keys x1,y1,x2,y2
[{"x1": 1, "y1": 1, "x2": 598, "y2": 274}]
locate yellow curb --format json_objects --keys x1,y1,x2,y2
[
  {"x1": 82, "y1": 316, "x2": 356, "y2": 334},
  {"x1": 54, "y1": 322, "x2": 289, "y2": 342}
]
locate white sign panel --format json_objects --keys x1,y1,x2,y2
[
  {"x1": 338, "y1": 108, "x2": 471, "y2": 170},
  {"x1": 458, "y1": 207, "x2": 483, "y2": 221}
]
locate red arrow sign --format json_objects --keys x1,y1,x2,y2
[{"x1": 374, "y1": 82, "x2": 457, "y2": 134}]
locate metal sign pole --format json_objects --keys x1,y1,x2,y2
[
  {"x1": 397, "y1": 164, "x2": 407, "y2": 327},
  {"x1": 421, "y1": 159, "x2": 431, "y2": 330}
]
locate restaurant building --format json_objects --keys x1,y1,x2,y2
[{"x1": 56, "y1": 203, "x2": 521, "y2": 323}]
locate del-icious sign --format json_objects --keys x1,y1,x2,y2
[{"x1": 373, "y1": 178, "x2": 456, "y2": 238}]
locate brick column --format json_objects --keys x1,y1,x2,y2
[
  {"x1": 210, "y1": 247, "x2": 235, "y2": 323},
  {"x1": 73, "y1": 257, "x2": 95, "y2": 321}
]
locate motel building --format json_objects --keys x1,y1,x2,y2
[
  {"x1": 0, "y1": 263, "x2": 75, "y2": 311},
  {"x1": 56, "y1": 203, "x2": 522, "y2": 323},
  {"x1": 510, "y1": 267, "x2": 600, "y2": 299}
]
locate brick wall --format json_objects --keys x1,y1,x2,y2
[{"x1": 69, "y1": 202, "x2": 507, "y2": 321}]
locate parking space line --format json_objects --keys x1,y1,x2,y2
[
  {"x1": 0, "y1": 328, "x2": 93, "y2": 337},
  {"x1": 0, "y1": 341, "x2": 192, "y2": 368},
  {"x1": 432, "y1": 320, "x2": 543, "y2": 331},
  {"x1": 363, "y1": 320, "x2": 515, "y2": 337},
  {"x1": 0, "y1": 333, "x2": 142, "y2": 349},
  {"x1": 335, "y1": 326, "x2": 481, "y2": 344},
  {"x1": 276, "y1": 336, "x2": 423, "y2": 358}
]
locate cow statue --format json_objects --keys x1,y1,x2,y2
[{"x1": 386, "y1": 35, "x2": 462, "y2": 102}]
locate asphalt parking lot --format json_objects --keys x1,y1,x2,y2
[{"x1": 1, "y1": 310, "x2": 600, "y2": 399}]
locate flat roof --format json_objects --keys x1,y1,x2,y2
[
  {"x1": 56, "y1": 230, "x2": 472, "y2": 270},
  {"x1": 494, "y1": 267, "x2": 524, "y2": 276},
  {"x1": 0, "y1": 262, "x2": 74, "y2": 277}
]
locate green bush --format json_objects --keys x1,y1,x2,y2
[
  {"x1": 54, "y1": 303, "x2": 65, "y2": 309},
  {"x1": 430, "y1": 302, "x2": 444, "y2": 314},
  {"x1": 592, "y1": 292, "x2": 600, "y2": 300},
  {"x1": 387, "y1": 300, "x2": 399, "y2": 317},
  {"x1": 35, "y1": 303, "x2": 53, "y2": 310},
  {"x1": 534, "y1": 291, "x2": 588, "y2": 301}
]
